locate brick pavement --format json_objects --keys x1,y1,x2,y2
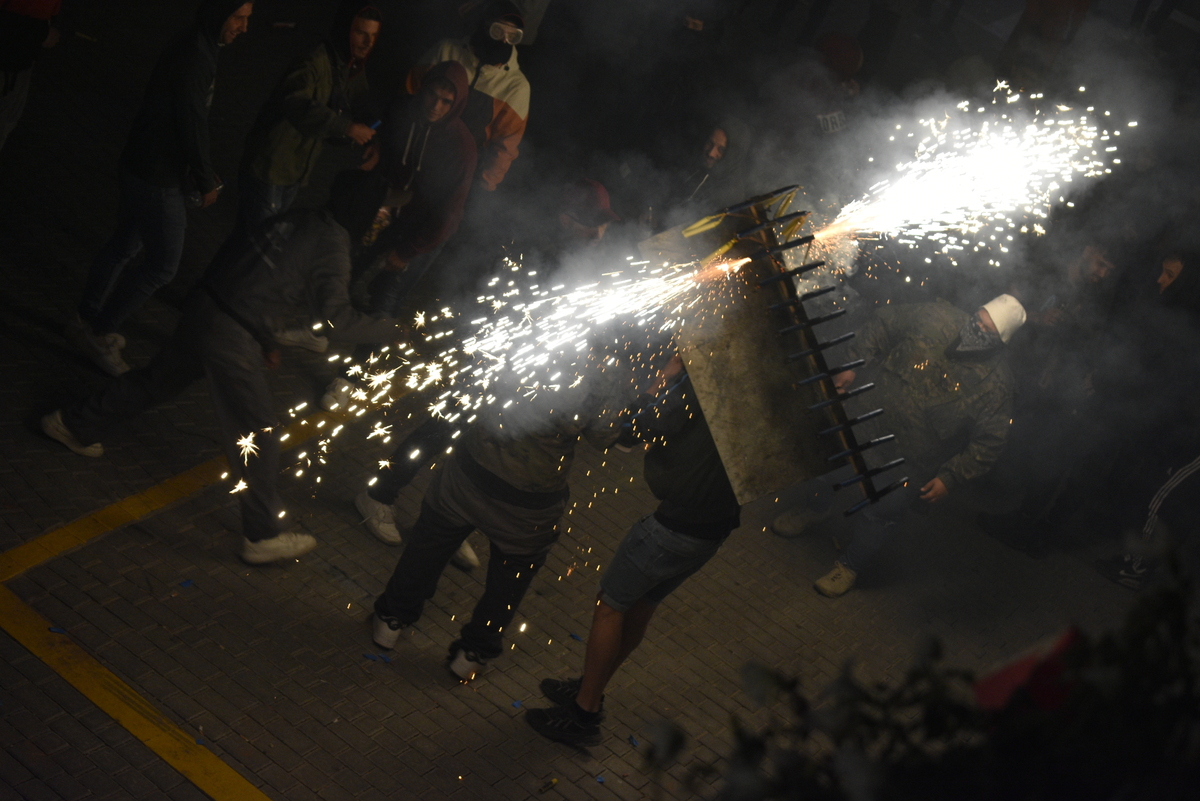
[{"x1": 0, "y1": 1, "x2": 1139, "y2": 799}]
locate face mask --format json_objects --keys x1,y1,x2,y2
[{"x1": 953, "y1": 315, "x2": 1003, "y2": 353}]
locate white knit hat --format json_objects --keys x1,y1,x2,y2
[{"x1": 980, "y1": 294, "x2": 1026, "y2": 343}]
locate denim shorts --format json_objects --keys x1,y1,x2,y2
[{"x1": 599, "y1": 514, "x2": 726, "y2": 612}]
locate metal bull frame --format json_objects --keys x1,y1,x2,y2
[{"x1": 641, "y1": 186, "x2": 908, "y2": 515}]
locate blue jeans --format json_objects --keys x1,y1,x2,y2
[
  {"x1": 235, "y1": 171, "x2": 300, "y2": 239},
  {"x1": 78, "y1": 170, "x2": 187, "y2": 335},
  {"x1": 599, "y1": 514, "x2": 726, "y2": 612}
]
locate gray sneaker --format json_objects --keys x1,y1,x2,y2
[
  {"x1": 448, "y1": 641, "x2": 487, "y2": 682},
  {"x1": 449, "y1": 539, "x2": 480, "y2": 570},
  {"x1": 355, "y1": 490, "x2": 402, "y2": 545},
  {"x1": 274, "y1": 325, "x2": 329, "y2": 353},
  {"x1": 240, "y1": 532, "x2": 317, "y2": 564},
  {"x1": 41, "y1": 410, "x2": 103, "y2": 457},
  {"x1": 372, "y1": 612, "x2": 406, "y2": 649}
]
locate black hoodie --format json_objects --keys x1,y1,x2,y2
[{"x1": 121, "y1": 0, "x2": 246, "y2": 192}]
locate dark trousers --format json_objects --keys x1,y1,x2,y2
[
  {"x1": 62, "y1": 296, "x2": 286, "y2": 540},
  {"x1": 375, "y1": 451, "x2": 563, "y2": 659},
  {"x1": 367, "y1": 417, "x2": 454, "y2": 505},
  {"x1": 79, "y1": 169, "x2": 188, "y2": 335}
]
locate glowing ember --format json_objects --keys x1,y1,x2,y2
[{"x1": 815, "y1": 86, "x2": 1122, "y2": 269}]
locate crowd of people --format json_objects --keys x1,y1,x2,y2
[{"x1": 5, "y1": 0, "x2": 1199, "y2": 749}]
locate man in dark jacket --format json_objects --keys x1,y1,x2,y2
[
  {"x1": 42, "y1": 171, "x2": 403, "y2": 565},
  {"x1": 774, "y1": 296, "x2": 1026, "y2": 598},
  {"x1": 238, "y1": 2, "x2": 381, "y2": 234},
  {"x1": 69, "y1": 0, "x2": 254, "y2": 377},
  {"x1": 318, "y1": 61, "x2": 478, "y2": 407},
  {"x1": 526, "y1": 355, "x2": 741, "y2": 746}
]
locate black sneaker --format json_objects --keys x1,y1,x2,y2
[
  {"x1": 539, "y1": 676, "x2": 582, "y2": 707},
  {"x1": 525, "y1": 704, "x2": 602, "y2": 747},
  {"x1": 1094, "y1": 555, "x2": 1148, "y2": 591}
]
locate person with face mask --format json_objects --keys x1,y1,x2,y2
[
  {"x1": 68, "y1": 0, "x2": 254, "y2": 378},
  {"x1": 237, "y1": 3, "x2": 383, "y2": 235},
  {"x1": 773, "y1": 295, "x2": 1026, "y2": 597},
  {"x1": 404, "y1": 1, "x2": 529, "y2": 192}
]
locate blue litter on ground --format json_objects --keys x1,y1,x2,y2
[
  {"x1": 179, "y1": 579, "x2": 195, "y2": 588},
  {"x1": 569, "y1": 633, "x2": 583, "y2": 641},
  {"x1": 512, "y1": 700, "x2": 523, "y2": 708},
  {"x1": 364, "y1": 653, "x2": 379, "y2": 662},
  {"x1": 628, "y1": 735, "x2": 639, "y2": 747},
  {"x1": 596, "y1": 775, "x2": 605, "y2": 783},
  {"x1": 48, "y1": 627, "x2": 65, "y2": 634},
  {"x1": 379, "y1": 654, "x2": 391, "y2": 664},
  {"x1": 195, "y1": 738, "x2": 204, "y2": 745}
]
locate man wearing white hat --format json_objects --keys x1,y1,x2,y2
[{"x1": 774, "y1": 294, "x2": 1026, "y2": 597}]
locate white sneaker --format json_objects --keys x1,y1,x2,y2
[
  {"x1": 240, "y1": 532, "x2": 317, "y2": 564},
  {"x1": 275, "y1": 326, "x2": 329, "y2": 353},
  {"x1": 448, "y1": 642, "x2": 487, "y2": 681},
  {"x1": 67, "y1": 315, "x2": 130, "y2": 376},
  {"x1": 355, "y1": 490, "x2": 402, "y2": 545},
  {"x1": 372, "y1": 613, "x2": 406, "y2": 649},
  {"x1": 41, "y1": 410, "x2": 103, "y2": 457},
  {"x1": 320, "y1": 377, "x2": 355, "y2": 411},
  {"x1": 449, "y1": 539, "x2": 480, "y2": 570}
]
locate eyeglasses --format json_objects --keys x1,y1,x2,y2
[{"x1": 489, "y1": 21, "x2": 523, "y2": 45}]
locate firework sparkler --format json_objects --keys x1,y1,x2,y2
[{"x1": 813, "y1": 84, "x2": 1125, "y2": 269}]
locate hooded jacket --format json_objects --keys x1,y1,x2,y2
[
  {"x1": 242, "y1": 3, "x2": 377, "y2": 187},
  {"x1": 848, "y1": 300, "x2": 1016, "y2": 492},
  {"x1": 120, "y1": 0, "x2": 244, "y2": 192},
  {"x1": 378, "y1": 61, "x2": 477, "y2": 261},
  {"x1": 406, "y1": 37, "x2": 529, "y2": 191},
  {"x1": 663, "y1": 117, "x2": 750, "y2": 226}
]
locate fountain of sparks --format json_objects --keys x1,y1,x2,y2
[{"x1": 813, "y1": 83, "x2": 1128, "y2": 269}]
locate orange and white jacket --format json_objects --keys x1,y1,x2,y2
[{"x1": 406, "y1": 39, "x2": 530, "y2": 191}]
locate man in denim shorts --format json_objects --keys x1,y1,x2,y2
[{"x1": 526, "y1": 355, "x2": 741, "y2": 746}]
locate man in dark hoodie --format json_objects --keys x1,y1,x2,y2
[
  {"x1": 655, "y1": 118, "x2": 750, "y2": 230},
  {"x1": 319, "y1": 61, "x2": 477, "y2": 405},
  {"x1": 237, "y1": 2, "x2": 382, "y2": 235},
  {"x1": 69, "y1": 0, "x2": 254, "y2": 378},
  {"x1": 42, "y1": 171, "x2": 404, "y2": 566}
]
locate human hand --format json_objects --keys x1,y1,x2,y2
[
  {"x1": 360, "y1": 142, "x2": 379, "y2": 170},
  {"x1": 385, "y1": 252, "x2": 409, "y2": 272},
  {"x1": 347, "y1": 123, "x2": 376, "y2": 145},
  {"x1": 832, "y1": 368, "x2": 856, "y2": 394},
  {"x1": 919, "y1": 477, "x2": 948, "y2": 503},
  {"x1": 200, "y1": 187, "x2": 220, "y2": 208},
  {"x1": 43, "y1": 26, "x2": 61, "y2": 48}
]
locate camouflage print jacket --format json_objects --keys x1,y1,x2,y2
[
  {"x1": 462, "y1": 358, "x2": 636, "y2": 496},
  {"x1": 849, "y1": 300, "x2": 1015, "y2": 492}
]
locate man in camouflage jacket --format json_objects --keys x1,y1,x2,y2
[{"x1": 784, "y1": 295, "x2": 1026, "y2": 597}]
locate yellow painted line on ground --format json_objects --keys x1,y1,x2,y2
[
  {"x1": 0, "y1": 410, "x2": 346, "y2": 582},
  {"x1": 0, "y1": 408, "x2": 370, "y2": 800},
  {"x1": 0, "y1": 583, "x2": 275, "y2": 801}
]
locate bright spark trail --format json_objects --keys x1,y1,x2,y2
[{"x1": 814, "y1": 84, "x2": 1126, "y2": 269}]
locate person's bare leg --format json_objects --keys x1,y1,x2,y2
[{"x1": 576, "y1": 596, "x2": 657, "y2": 712}]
